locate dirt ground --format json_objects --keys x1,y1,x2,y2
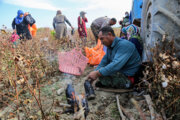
[
  {"x1": 0, "y1": 58, "x2": 152, "y2": 120},
  {"x1": 0, "y1": 29, "x2": 156, "y2": 120},
  {"x1": 47, "y1": 66, "x2": 154, "y2": 120},
  {"x1": 38, "y1": 64, "x2": 152, "y2": 120}
]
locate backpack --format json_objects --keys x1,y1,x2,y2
[{"x1": 25, "y1": 14, "x2": 36, "y2": 26}]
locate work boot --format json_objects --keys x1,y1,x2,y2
[{"x1": 84, "y1": 80, "x2": 96, "y2": 100}]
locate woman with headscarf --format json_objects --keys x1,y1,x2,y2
[
  {"x1": 53, "y1": 10, "x2": 74, "y2": 39},
  {"x1": 122, "y1": 24, "x2": 140, "y2": 40},
  {"x1": 12, "y1": 10, "x2": 32, "y2": 40},
  {"x1": 78, "y1": 11, "x2": 88, "y2": 46},
  {"x1": 121, "y1": 24, "x2": 143, "y2": 57}
]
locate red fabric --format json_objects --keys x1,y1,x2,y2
[
  {"x1": 78, "y1": 16, "x2": 88, "y2": 37},
  {"x1": 128, "y1": 76, "x2": 135, "y2": 84}
]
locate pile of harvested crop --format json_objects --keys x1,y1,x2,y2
[{"x1": 139, "y1": 37, "x2": 180, "y2": 119}]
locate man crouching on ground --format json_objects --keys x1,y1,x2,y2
[{"x1": 87, "y1": 26, "x2": 141, "y2": 90}]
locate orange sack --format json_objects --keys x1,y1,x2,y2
[
  {"x1": 28, "y1": 24, "x2": 37, "y2": 37},
  {"x1": 85, "y1": 39, "x2": 105, "y2": 65}
]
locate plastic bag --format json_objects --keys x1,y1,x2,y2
[
  {"x1": 85, "y1": 40, "x2": 105, "y2": 65},
  {"x1": 28, "y1": 24, "x2": 37, "y2": 37}
]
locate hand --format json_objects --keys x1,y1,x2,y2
[
  {"x1": 13, "y1": 29, "x2": 16, "y2": 34},
  {"x1": 88, "y1": 71, "x2": 101, "y2": 82},
  {"x1": 79, "y1": 28, "x2": 82, "y2": 31}
]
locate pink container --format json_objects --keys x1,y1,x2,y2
[
  {"x1": 10, "y1": 33, "x2": 19, "y2": 43},
  {"x1": 58, "y1": 49, "x2": 89, "y2": 76}
]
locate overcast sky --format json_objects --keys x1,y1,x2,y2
[{"x1": 0, "y1": 0, "x2": 133, "y2": 29}]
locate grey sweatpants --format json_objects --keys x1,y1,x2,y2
[{"x1": 55, "y1": 23, "x2": 67, "y2": 39}]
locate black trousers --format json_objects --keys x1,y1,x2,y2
[{"x1": 18, "y1": 31, "x2": 32, "y2": 40}]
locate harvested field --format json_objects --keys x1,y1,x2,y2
[{"x1": 0, "y1": 28, "x2": 179, "y2": 120}]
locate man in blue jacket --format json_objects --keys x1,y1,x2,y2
[{"x1": 87, "y1": 26, "x2": 141, "y2": 89}]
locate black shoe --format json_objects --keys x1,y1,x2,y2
[{"x1": 84, "y1": 80, "x2": 96, "y2": 100}]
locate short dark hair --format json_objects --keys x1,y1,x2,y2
[
  {"x1": 111, "y1": 18, "x2": 117, "y2": 23},
  {"x1": 100, "y1": 26, "x2": 115, "y2": 36}
]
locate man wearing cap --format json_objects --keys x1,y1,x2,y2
[
  {"x1": 53, "y1": 10, "x2": 74, "y2": 39},
  {"x1": 91, "y1": 17, "x2": 117, "y2": 43}
]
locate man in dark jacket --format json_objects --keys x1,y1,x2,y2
[{"x1": 12, "y1": 10, "x2": 32, "y2": 40}]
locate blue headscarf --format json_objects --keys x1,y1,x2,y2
[{"x1": 15, "y1": 10, "x2": 24, "y2": 24}]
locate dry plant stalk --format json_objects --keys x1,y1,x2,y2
[
  {"x1": 0, "y1": 29, "x2": 56, "y2": 119},
  {"x1": 131, "y1": 98, "x2": 146, "y2": 120},
  {"x1": 144, "y1": 95, "x2": 155, "y2": 120},
  {"x1": 139, "y1": 36, "x2": 180, "y2": 119},
  {"x1": 116, "y1": 95, "x2": 126, "y2": 120},
  {"x1": 120, "y1": 105, "x2": 135, "y2": 120}
]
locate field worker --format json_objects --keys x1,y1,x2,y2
[
  {"x1": 91, "y1": 17, "x2": 117, "y2": 43},
  {"x1": 78, "y1": 11, "x2": 88, "y2": 46},
  {"x1": 122, "y1": 24, "x2": 143, "y2": 56},
  {"x1": 24, "y1": 12, "x2": 37, "y2": 37},
  {"x1": 119, "y1": 12, "x2": 130, "y2": 26},
  {"x1": 12, "y1": 10, "x2": 32, "y2": 40},
  {"x1": 53, "y1": 10, "x2": 74, "y2": 39},
  {"x1": 87, "y1": 26, "x2": 141, "y2": 93}
]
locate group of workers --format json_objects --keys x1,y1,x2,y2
[
  {"x1": 52, "y1": 10, "x2": 143, "y2": 99},
  {"x1": 12, "y1": 9, "x2": 143, "y2": 100},
  {"x1": 85, "y1": 12, "x2": 142, "y2": 99},
  {"x1": 52, "y1": 10, "x2": 117, "y2": 43}
]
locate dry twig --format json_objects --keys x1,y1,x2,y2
[
  {"x1": 96, "y1": 87, "x2": 133, "y2": 93},
  {"x1": 116, "y1": 95, "x2": 126, "y2": 120},
  {"x1": 120, "y1": 105, "x2": 135, "y2": 120},
  {"x1": 131, "y1": 98, "x2": 146, "y2": 120},
  {"x1": 144, "y1": 95, "x2": 155, "y2": 120}
]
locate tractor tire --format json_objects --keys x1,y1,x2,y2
[{"x1": 141, "y1": 0, "x2": 180, "y2": 61}]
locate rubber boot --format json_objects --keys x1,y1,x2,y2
[{"x1": 84, "y1": 80, "x2": 96, "y2": 100}]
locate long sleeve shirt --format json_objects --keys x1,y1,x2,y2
[
  {"x1": 53, "y1": 14, "x2": 72, "y2": 29},
  {"x1": 12, "y1": 18, "x2": 29, "y2": 34},
  {"x1": 95, "y1": 37, "x2": 141, "y2": 76},
  {"x1": 92, "y1": 17, "x2": 111, "y2": 29}
]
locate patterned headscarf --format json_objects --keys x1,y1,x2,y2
[
  {"x1": 122, "y1": 27, "x2": 127, "y2": 35},
  {"x1": 122, "y1": 24, "x2": 140, "y2": 40}
]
